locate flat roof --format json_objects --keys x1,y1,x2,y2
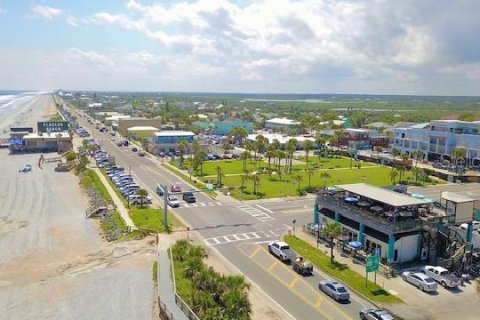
[
  {"x1": 127, "y1": 126, "x2": 159, "y2": 131},
  {"x1": 336, "y1": 183, "x2": 430, "y2": 207},
  {"x1": 265, "y1": 118, "x2": 300, "y2": 125},
  {"x1": 23, "y1": 132, "x2": 71, "y2": 140},
  {"x1": 247, "y1": 133, "x2": 314, "y2": 144},
  {"x1": 441, "y1": 191, "x2": 475, "y2": 203},
  {"x1": 154, "y1": 131, "x2": 195, "y2": 137}
]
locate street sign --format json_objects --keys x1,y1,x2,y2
[
  {"x1": 366, "y1": 255, "x2": 379, "y2": 272},
  {"x1": 38, "y1": 121, "x2": 68, "y2": 133}
]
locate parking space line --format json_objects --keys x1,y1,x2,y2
[
  {"x1": 267, "y1": 261, "x2": 279, "y2": 272},
  {"x1": 249, "y1": 246, "x2": 262, "y2": 258},
  {"x1": 289, "y1": 277, "x2": 299, "y2": 289}
]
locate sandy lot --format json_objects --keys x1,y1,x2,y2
[{"x1": 0, "y1": 95, "x2": 155, "y2": 320}]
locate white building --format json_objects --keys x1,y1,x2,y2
[
  {"x1": 265, "y1": 117, "x2": 300, "y2": 130},
  {"x1": 393, "y1": 120, "x2": 480, "y2": 165},
  {"x1": 246, "y1": 133, "x2": 314, "y2": 149}
]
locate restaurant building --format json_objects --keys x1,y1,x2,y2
[{"x1": 314, "y1": 183, "x2": 431, "y2": 264}]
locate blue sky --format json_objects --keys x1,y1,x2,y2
[{"x1": 0, "y1": 0, "x2": 479, "y2": 95}]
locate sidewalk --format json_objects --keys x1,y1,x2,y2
[
  {"x1": 92, "y1": 168, "x2": 138, "y2": 230},
  {"x1": 158, "y1": 235, "x2": 189, "y2": 320}
]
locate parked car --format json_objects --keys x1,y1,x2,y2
[
  {"x1": 138, "y1": 150, "x2": 146, "y2": 156},
  {"x1": 292, "y1": 256, "x2": 313, "y2": 275},
  {"x1": 402, "y1": 271, "x2": 438, "y2": 292},
  {"x1": 460, "y1": 221, "x2": 480, "y2": 231},
  {"x1": 170, "y1": 184, "x2": 182, "y2": 193},
  {"x1": 167, "y1": 195, "x2": 180, "y2": 208},
  {"x1": 159, "y1": 152, "x2": 166, "y2": 158},
  {"x1": 156, "y1": 184, "x2": 165, "y2": 196},
  {"x1": 131, "y1": 147, "x2": 138, "y2": 152},
  {"x1": 182, "y1": 192, "x2": 196, "y2": 203},
  {"x1": 19, "y1": 164, "x2": 32, "y2": 173},
  {"x1": 359, "y1": 308, "x2": 394, "y2": 320},
  {"x1": 268, "y1": 241, "x2": 296, "y2": 262},
  {"x1": 128, "y1": 195, "x2": 152, "y2": 205},
  {"x1": 319, "y1": 280, "x2": 350, "y2": 302},
  {"x1": 422, "y1": 265, "x2": 461, "y2": 288}
]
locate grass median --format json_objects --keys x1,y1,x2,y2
[
  {"x1": 129, "y1": 206, "x2": 182, "y2": 232},
  {"x1": 284, "y1": 235, "x2": 402, "y2": 304}
]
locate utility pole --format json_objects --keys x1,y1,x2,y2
[{"x1": 162, "y1": 185, "x2": 169, "y2": 231}]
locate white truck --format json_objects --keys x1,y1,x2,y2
[
  {"x1": 268, "y1": 241, "x2": 297, "y2": 262},
  {"x1": 422, "y1": 265, "x2": 461, "y2": 288}
]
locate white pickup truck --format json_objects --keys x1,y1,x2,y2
[
  {"x1": 422, "y1": 265, "x2": 461, "y2": 288},
  {"x1": 268, "y1": 241, "x2": 297, "y2": 262}
]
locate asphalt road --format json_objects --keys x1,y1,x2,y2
[{"x1": 74, "y1": 109, "x2": 374, "y2": 320}]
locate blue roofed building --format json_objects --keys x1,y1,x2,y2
[{"x1": 193, "y1": 119, "x2": 253, "y2": 136}]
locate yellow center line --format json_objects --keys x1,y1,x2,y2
[
  {"x1": 249, "y1": 246, "x2": 262, "y2": 258},
  {"x1": 315, "y1": 296, "x2": 323, "y2": 308}
]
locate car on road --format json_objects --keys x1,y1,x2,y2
[
  {"x1": 422, "y1": 265, "x2": 461, "y2": 288},
  {"x1": 268, "y1": 241, "x2": 296, "y2": 263},
  {"x1": 156, "y1": 185, "x2": 165, "y2": 196},
  {"x1": 159, "y1": 152, "x2": 166, "y2": 158},
  {"x1": 19, "y1": 164, "x2": 32, "y2": 173},
  {"x1": 319, "y1": 280, "x2": 350, "y2": 302},
  {"x1": 182, "y1": 191, "x2": 196, "y2": 203},
  {"x1": 292, "y1": 256, "x2": 313, "y2": 275},
  {"x1": 167, "y1": 195, "x2": 180, "y2": 208},
  {"x1": 402, "y1": 271, "x2": 438, "y2": 292},
  {"x1": 359, "y1": 308, "x2": 394, "y2": 320},
  {"x1": 170, "y1": 184, "x2": 182, "y2": 193},
  {"x1": 131, "y1": 147, "x2": 138, "y2": 152},
  {"x1": 138, "y1": 150, "x2": 146, "y2": 156},
  {"x1": 460, "y1": 221, "x2": 480, "y2": 231}
]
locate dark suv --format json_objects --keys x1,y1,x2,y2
[{"x1": 182, "y1": 192, "x2": 196, "y2": 203}]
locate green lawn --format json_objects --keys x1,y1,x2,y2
[
  {"x1": 129, "y1": 206, "x2": 182, "y2": 232},
  {"x1": 80, "y1": 169, "x2": 112, "y2": 202},
  {"x1": 294, "y1": 156, "x2": 371, "y2": 170},
  {"x1": 220, "y1": 166, "x2": 413, "y2": 200},
  {"x1": 284, "y1": 236, "x2": 402, "y2": 304},
  {"x1": 181, "y1": 159, "x2": 260, "y2": 176}
]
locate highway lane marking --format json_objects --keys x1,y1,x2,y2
[
  {"x1": 242, "y1": 245, "x2": 334, "y2": 320},
  {"x1": 315, "y1": 296, "x2": 322, "y2": 308},
  {"x1": 203, "y1": 229, "x2": 284, "y2": 247},
  {"x1": 236, "y1": 205, "x2": 275, "y2": 222},
  {"x1": 256, "y1": 204, "x2": 274, "y2": 213}
]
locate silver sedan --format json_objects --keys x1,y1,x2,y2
[
  {"x1": 402, "y1": 271, "x2": 438, "y2": 292},
  {"x1": 318, "y1": 280, "x2": 350, "y2": 302}
]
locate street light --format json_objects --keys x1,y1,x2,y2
[{"x1": 292, "y1": 219, "x2": 296, "y2": 237}]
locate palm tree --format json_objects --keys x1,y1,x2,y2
[
  {"x1": 399, "y1": 152, "x2": 409, "y2": 180},
  {"x1": 390, "y1": 168, "x2": 399, "y2": 184},
  {"x1": 321, "y1": 222, "x2": 342, "y2": 262},
  {"x1": 303, "y1": 140, "x2": 313, "y2": 169},
  {"x1": 177, "y1": 139, "x2": 188, "y2": 167},
  {"x1": 315, "y1": 136, "x2": 326, "y2": 161},
  {"x1": 137, "y1": 188, "x2": 148, "y2": 208},
  {"x1": 286, "y1": 138, "x2": 298, "y2": 173},
  {"x1": 240, "y1": 151, "x2": 249, "y2": 171},
  {"x1": 65, "y1": 150, "x2": 78, "y2": 162},
  {"x1": 307, "y1": 168, "x2": 315, "y2": 188},
  {"x1": 215, "y1": 166, "x2": 225, "y2": 186},
  {"x1": 228, "y1": 126, "x2": 248, "y2": 146},
  {"x1": 320, "y1": 171, "x2": 331, "y2": 188},
  {"x1": 412, "y1": 149, "x2": 424, "y2": 182},
  {"x1": 240, "y1": 170, "x2": 249, "y2": 194},
  {"x1": 222, "y1": 141, "x2": 231, "y2": 155},
  {"x1": 255, "y1": 135, "x2": 266, "y2": 165},
  {"x1": 245, "y1": 140, "x2": 255, "y2": 162},
  {"x1": 295, "y1": 174, "x2": 303, "y2": 192},
  {"x1": 264, "y1": 150, "x2": 274, "y2": 170},
  {"x1": 391, "y1": 147, "x2": 401, "y2": 172}
]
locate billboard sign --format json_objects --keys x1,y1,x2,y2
[{"x1": 38, "y1": 121, "x2": 68, "y2": 133}]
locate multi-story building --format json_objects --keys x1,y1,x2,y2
[
  {"x1": 264, "y1": 117, "x2": 300, "y2": 130},
  {"x1": 393, "y1": 120, "x2": 480, "y2": 165},
  {"x1": 338, "y1": 128, "x2": 389, "y2": 150},
  {"x1": 151, "y1": 131, "x2": 195, "y2": 155},
  {"x1": 314, "y1": 183, "x2": 430, "y2": 264}
]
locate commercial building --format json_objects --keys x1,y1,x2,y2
[
  {"x1": 314, "y1": 183, "x2": 431, "y2": 264},
  {"x1": 265, "y1": 117, "x2": 300, "y2": 130},
  {"x1": 338, "y1": 128, "x2": 389, "y2": 150},
  {"x1": 393, "y1": 120, "x2": 480, "y2": 165},
  {"x1": 193, "y1": 119, "x2": 253, "y2": 135},
  {"x1": 117, "y1": 117, "x2": 163, "y2": 136},
  {"x1": 152, "y1": 131, "x2": 195, "y2": 155},
  {"x1": 9, "y1": 124, "x2": 73, "y2": 153},
  {"x1": 126, "y1": 126, "x2": 159, "y2": 139}
]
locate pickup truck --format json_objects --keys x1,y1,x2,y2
[
  {"x1": 422, "y1": 265, "x2": 461, "y2": 288},
  {"x1": 292, "y1": 256, "x2": 313, "y2": 275},
  {"x1": 268, "y1": 241, "x2": 296, "y2": 263}
]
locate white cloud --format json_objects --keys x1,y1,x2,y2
[{"x1": 30, "y1": 4, "x2": 62, "y2": 21}]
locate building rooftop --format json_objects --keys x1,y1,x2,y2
[
  {"x1": 409, "y1": 123, "x2": 430, "y2": 129},
  {"x1": 265, "y1": 117, "x2": 300, "y2": 126},
  {"x1": 154, "y1": 131, "x2": 195, "y2": 137},
  {"x1": 247, "y1": 133, "x2": 314, "y2": 144},
  {"x1": 336, "y1": 183, "x2": 430, "y2": 207},
  {"x1": 23, "y1": 132, "x2": 71, "y2": 140},
  {"x1": 127, "y1": 126, "x2": 159, "y2": 131},
  {"x1": 365, "y1": 122, "x2": 391, "y2": 129},
  {"x1": 441, "y1": 191, "x2": 475, "y2": 204}
]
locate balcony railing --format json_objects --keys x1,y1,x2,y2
[{"x1": 316, "y1": 194, "x2": 424, "y2": 234}]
